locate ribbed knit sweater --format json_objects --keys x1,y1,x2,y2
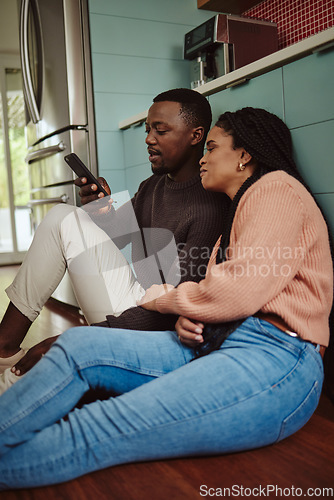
[
  {"x1": 96, "y1": 173, "x2": 229, "y2": 331},
  {"x1": 156, "y1": 171, "x2": 333, "y2": 346}
]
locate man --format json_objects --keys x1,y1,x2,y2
[{"x1": 0, "y1": 88, "x2": 229, "y2": 381}]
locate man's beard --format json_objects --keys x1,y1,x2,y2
[{"x1": 151, "y1": 163, "x2": 169, "y2": 176}]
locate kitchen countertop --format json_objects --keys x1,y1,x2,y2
[{"x1": 119, "y1": 27, "x2": 334, "y2": 130}]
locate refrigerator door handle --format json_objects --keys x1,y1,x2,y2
[
  {"x1": 28, "y1": 194, "x2": 70, "y2": 206},
  {"x1": 20, "y1": 0, "x2": 41, "y2": 124},
  {"x1": 25, "y1": 142, "x2": 66, "y2": 164}
]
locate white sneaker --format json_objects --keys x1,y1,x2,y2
[{"x1": 0, "y1": 368, "x2": 21, "y2": 395}]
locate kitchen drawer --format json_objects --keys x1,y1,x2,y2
[
  {"x1": 208, "y1": 67, "x2": 284, "y2": 124},
  {"x1": 123, "y1": 122, "x2": 148, "y2": 169},
  {"x1": 315, "y1": 193, "x2": 334, "y2": 238},
  {"x1": 125, "y1": 163, "x2": 152, "y2": 198},
  {"x1": 290, "y1": 120, "x2": 334, "y2": 194},
  {"x1": 283, "y1": 49, "x2": 334, "y2": 128}
]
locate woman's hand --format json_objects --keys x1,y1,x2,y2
[
  {"x1": 176, "y1": 316, "x2": 204, "y2": 347},
  {"x1": 138, "y1": 284, "x2": 175, "y2": 312},
  {"x1": 11, "y1": 336, "x2": 59, "y2": 376}
]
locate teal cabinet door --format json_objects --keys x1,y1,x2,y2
[
  {"x1": 291, "y1": 120, "x2": 334, "y2": 194},
  {"x1": 125, "y1": 164, "x2": 152, "y2": 198},
  {"x1": 208, "y1": 68, "x2": 284, "y2": 124},
  {"x1": 315, "y1": 193, "x2": 334, "y2": 238},
  {"x1": 283, "y1": 49, "x2": 334, "y2": 128},
  {"x1": 123, "y1": 123, "x2": 148, "y2": 169},
  {"x1": 123, "y1": 122, "x2": 151, "y2": 197}
]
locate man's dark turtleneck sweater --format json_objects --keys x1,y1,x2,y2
[{"x1": 94, "y1": 172, "x2": 229, "y2": 331}]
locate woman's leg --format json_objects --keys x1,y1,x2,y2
[
  {"x1": 0, "y1": 318, "x2": 323, "y2": 489},
  {"x1": 0, "y1": 326, "x2": 193, "y2": 450},
  {"x1": 1, "y1": 204, "x2": 144, "y2": 358}
]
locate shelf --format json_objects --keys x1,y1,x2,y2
[{"x1": 197, "y1": 0, "x2": 262, "y2": 15}]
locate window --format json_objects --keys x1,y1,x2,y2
[{"x1": 0, "y1": 59, "x2": 32, "y2": 264}]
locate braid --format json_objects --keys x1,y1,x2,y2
[
  {"x1": 194, "y1": 107, "x2": 333, "y2": 359},
  {"x1": 222, "y1": 108, "x2": 305, "y2": 183}
]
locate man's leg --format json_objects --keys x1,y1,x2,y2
[
  {"x1": 0, "y1": 204, "x2": 144, "y2": 361},
  {"x1": 61, "y1": 205, "x2": 144, "y2": 324},
  {"x1": 0, "y1": 303, "x2": 30, "y2": 361}
]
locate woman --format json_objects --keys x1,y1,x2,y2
[{"x1": 0, "y1": 108, "x2": 332, "y2": 490}]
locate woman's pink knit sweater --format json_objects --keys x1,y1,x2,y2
[{"x1": 156, "y1": 171, "x2": 333, "y2": 346}]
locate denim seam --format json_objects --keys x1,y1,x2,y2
[
  {"x1": 276, "y1": 380, "x2": 320, "y2": 442},
  {"x1": 70, "y1": 331, "x2": 189, "y2": 378},
  {"x1": 0, "y1": 374, "x2": 75, "y2": 432},
  {"x1": 255, "y1": 317, "x2": 324, "y2": 374},
  {"x1": 303, "y1": 342, "x2": 324, "y2": 372},
  {"x1": 76, "y1": 359, "x2": 169, "y2": 378},
  {"x1": 253, "y1": 317, "x2": 303, "y2": 355}
]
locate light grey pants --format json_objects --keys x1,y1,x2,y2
[{"x1": 6, "y1": 204, "x2": 145, "y2": 326}]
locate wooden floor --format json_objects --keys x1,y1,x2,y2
[{"x1": 0, "y1": 265, "x2": 334, "y2": 499}]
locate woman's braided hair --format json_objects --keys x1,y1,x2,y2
[{"x1": 194, "y1": 107, "x2": 332, "y2": 358}]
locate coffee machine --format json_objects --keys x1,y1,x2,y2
[{"x1": 184, "y1": 14, "x2": 278, "y2": 88}]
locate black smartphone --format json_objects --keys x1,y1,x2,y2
[{"x1": 64, "y1": 153, "x2": 109, "y2": 196}]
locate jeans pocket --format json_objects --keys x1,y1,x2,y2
[{"x1": 276, "y1": 380, "x2": 322, "y2": 442}]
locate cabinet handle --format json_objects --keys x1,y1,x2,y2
[
  {"x1": 312, "y1": 41, "x2": 334, "y2": 54},
  {"x1": 225, "y1": 78, "x2": 248, "y2": 89}
]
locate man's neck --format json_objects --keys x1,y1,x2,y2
[{"x1": 168, "y1": 153, "x2": 203, "y2": 183}]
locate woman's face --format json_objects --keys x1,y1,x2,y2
[{"x1": 200, "y1": 126, "x2": 254, "y2": 199}]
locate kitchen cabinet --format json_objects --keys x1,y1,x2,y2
[
  {"x1": 315, "y1": 193, "x2": 334, "y2": 237},
  {"x1": 283, "y1": 49, "x2": 334, "y2": 128},
  {"x1": 123, "y1": 123, "x2": 151, "y2": 197},
  {"x1": 207, "y1": 47, "x2": 334, "y2": 234},
  {"x1": 290, "y1": 121, "x2": 334, "y2": 194},
  {"x1": 207, "y1": 67, "x2": 284, "y2": 124},
  {"x1": 197, "y1": 0, "x2": 261, "y2": 15},
  {"x1": 120, "y1": 29, "x2": 334, "y2": 233}
]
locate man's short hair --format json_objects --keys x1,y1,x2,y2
[{"x1": 153, "y1": 88, "x2": 212, "y2": 139}]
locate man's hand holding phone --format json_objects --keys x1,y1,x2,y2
[
  {"x1": 65, "y1": 153, "x2": 111, "y2": 203},
  {"x1": 74, "y1": 176, "x2": 113, "y2": 216},
  {"x1": 74, "y1": 175, "x2": 111, "y2": 205},
  {"x1": 64, "y1": 153, "x2": 113, "y2": 214}
]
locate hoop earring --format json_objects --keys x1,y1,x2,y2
[{"x1": 238, "y1": 163, "x2": 246, "y2": 171}]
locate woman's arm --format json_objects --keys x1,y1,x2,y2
[{"x1": 154, "y1": 179, "x2": 310, "y2": 322}]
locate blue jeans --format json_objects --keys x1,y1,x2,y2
[{"x1": 0, "y1": 317, "x2": 324, "y2": 489}]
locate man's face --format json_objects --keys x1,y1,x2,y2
[{"x1": 145, "y1": 101, "x2": 195, "y2": 177}]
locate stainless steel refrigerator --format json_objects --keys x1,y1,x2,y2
[{"x1": 19, "y1": 0, "x2": 97, "y2": 305}]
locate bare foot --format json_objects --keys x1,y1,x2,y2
[
  {"x1": 0, "y1": 345, "x2": 22, "y2": 358},
  {"x1": 0, "y1": 302, "x2": 32, "y2": 358}
]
